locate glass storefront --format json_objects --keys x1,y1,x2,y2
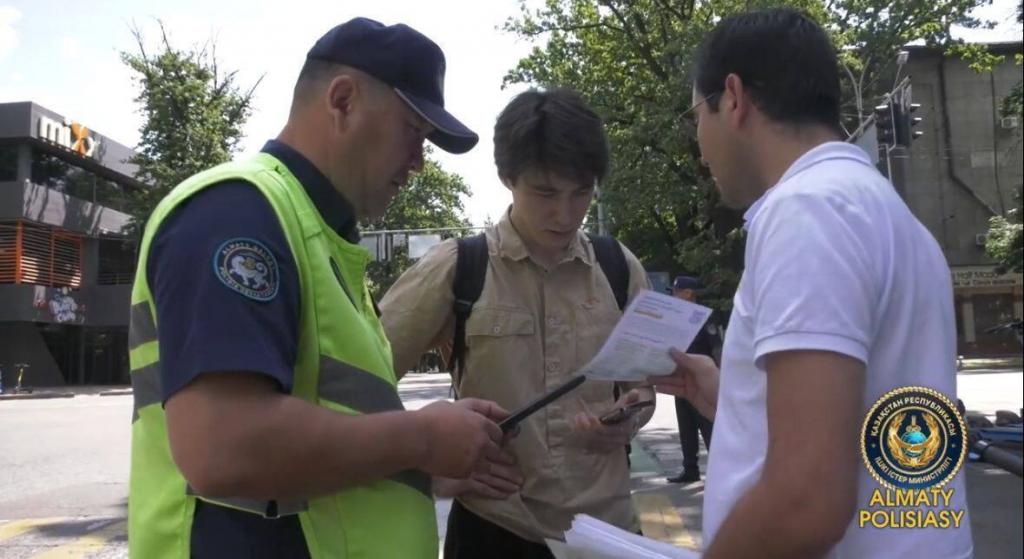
[
  {"x1": 972, "y1": 293, "x2": 1020, "y2": 354},
  {"x1": 36, "y1": 324, "x2": 129, "y2": 385},
  {"x1": 30, "y1": 148, "x2": 131, "y2": 213}
]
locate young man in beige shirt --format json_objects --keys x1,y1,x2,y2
[{"x1": 380, "y1": 87, "x2": 656, "y2": 558}]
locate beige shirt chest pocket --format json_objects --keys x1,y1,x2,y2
[{"x1": 461, "y1": 306, "x2": 538, "y2": 401}]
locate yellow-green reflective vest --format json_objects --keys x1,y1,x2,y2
[{"x1": 127, "y1": 153, "x2": 437, "y2": 558}]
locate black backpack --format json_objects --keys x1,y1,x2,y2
[{"x1": 448, "y1": 232, "x2": 630, "y2": 381}]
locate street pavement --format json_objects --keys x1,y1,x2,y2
[{"x1": 0, "y1": 368, "x2": 1021, "y2": 558}]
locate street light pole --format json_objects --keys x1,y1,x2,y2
[{"x1": 596, "y1": 185, "x2": 608, "y2": 236}]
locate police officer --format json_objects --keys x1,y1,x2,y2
[
  {"x1": 665, "y1": 275, "x2": 715, "y2": 484},
  {"x1": 127, "y1": 18, "x2": 509, "y2": 559}
]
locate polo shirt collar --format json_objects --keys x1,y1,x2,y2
[
  {"x1": 261, "y1": 140, "x2": 360, "y2": 243},
  {"x1": 743, "y1": 141, "x2": 870, "y2": 230}
]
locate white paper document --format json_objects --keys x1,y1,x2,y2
[
  {"x1": 548, "y1": 514, "x2": 700, "y2": 559},
  {"x1": 581, "y1": 290, "x2": 712, "y2": 382}
]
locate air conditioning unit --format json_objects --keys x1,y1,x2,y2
[
  {"x1": 975, "y1": 233, "x2": 989, "y2": 247},
  {"x1": 1001, "y1": 116, "x2": 1020, "y2": 129}
]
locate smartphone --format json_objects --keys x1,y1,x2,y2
[
  {"x1": 599, "y1": 400, "x2": 655, "y2": 425},
  {"x1": 499, "y1": 375, "x2": 587, "y2": 434}
]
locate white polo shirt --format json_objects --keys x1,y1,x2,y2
[{"x1": 703, "y1": 142, "x2": 973, "y2": 558}]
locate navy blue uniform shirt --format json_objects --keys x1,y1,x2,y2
[{"x1": 147, "y1": 140, "x2": 358, "y2": 558}]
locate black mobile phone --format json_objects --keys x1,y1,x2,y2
[
  {"x1": 499, "y1": 375, "x2": 587, "y2": 434},
  {"x1": 599, "y1": 400, "x2": 655, "y2": 425}
]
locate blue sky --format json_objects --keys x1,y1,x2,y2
[{"x1": 1, "y1": 0, "x2": 1020, "y2": 225}]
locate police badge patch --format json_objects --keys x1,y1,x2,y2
[
  {"x1": 861, "y1": 386, "x2": 966, "y2": 491},
  {"x1": 213, "y1": 238, "x2": 279, "y2": 302}
]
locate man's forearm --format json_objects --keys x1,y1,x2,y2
[
  {"x1": 704, "y1": 479, "x2": 847, "y2": 559},
  {"x1": 173, "y1": 391, "x2": 428, "y2": 501}
]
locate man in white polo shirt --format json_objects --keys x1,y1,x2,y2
[{"x1": 649, "y1": 7, "x2": 973, "y2": 559}]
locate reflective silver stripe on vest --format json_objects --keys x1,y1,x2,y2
[
  {"x1": 129, "y1": 302, "x2": 157, "y2": 350},
  {"x1": 186, "y1": 486, "x2": 308, "y2": 518},
  {"x1": 317, "y1": 358, "x2": 431, "y2": 497},
  {"x1": 317, "y1": 356, "x2": 404, "y2": 414},
  {"x1": 389, "y1": 469, "x2": 432, "y2": 499},
  {"x1": 131, "y1": 362, "x2": 162, "y2": 423}
]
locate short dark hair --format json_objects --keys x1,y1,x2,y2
[
  {"x1": 291, "y1": 59, "x2": 390, "y2": 111},
  {"x1": 493, "y1": 87, "x2": 609, "y2": 187},
  {"x1": 293, "y1": 58, "x2": 342, "y2": 105},
  {"x1": 693, "y1": 8, "x2": 841, "y2": 130}
]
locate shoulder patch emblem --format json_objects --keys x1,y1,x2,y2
[{"x1": 213, "y1": 238, "x2": 280, "y2": 302}]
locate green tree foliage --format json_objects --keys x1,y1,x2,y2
[
  {"x1": 983, "y1": 2, "x2": 1022, "y2": 274},
  {"x1": 985, "y1": 190, "x2": 1023, "y2": 274},
  {"x1": 368, "y1": 149, "x2": 473, "y2": 232},
  {"x1": 121, "y1": 22, "x2": 260, "y2": 234},
  {"x1": 504, "y1": 0, "x2": 993, "y2": 311},
  {"x1": 1000, "y1": 0, "x2": 1023, "y2": 120},
  {"x1": 366, "y1": 149, "x2": 474, "y2": 298}
]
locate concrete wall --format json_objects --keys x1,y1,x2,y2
[
  {"x1": 902, "y1": 46, "x2": 1024, "y2": 267},
  {"x1": 0, "y1": 322, "x2": 65, "y2": 388},
  {"x1": 0, "y1": 180, "x2": 20, "y2": 219},
  {"x1": 0, "y1": 103, "x2": 32, "y2": 140},
  {"x1": 81, "y1": 285, "x2": 132, "y2": 327},
  {"x1": 2, "y1": 182, "x2": 132, "y2": 236},
  {"x1": 21, "y1": 182, "x2": 132, "y2": 236}
]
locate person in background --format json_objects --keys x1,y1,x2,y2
[{"x1": 665, "y1": 275, "x2": 715, "y2": 484}]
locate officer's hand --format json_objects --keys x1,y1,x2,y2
[
  {"x1": 572, "y1": 389, "x2": 642, "y2": 454},
  {"x1": 432, "y1": 448, "x2": 523, "y2": 500},
  {"x1": 415, "y1": 398, "x2": 507, "y2": 479}
]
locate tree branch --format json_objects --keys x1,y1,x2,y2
[
  {"x1": 599, "y1": 0, "x2": 669, "y2": 81},
  {"x1": 649, "y1": 209, "x2": 681, "y2": 261}
]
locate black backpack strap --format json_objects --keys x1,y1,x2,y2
[
  {"x1": 587, "y1": 234, "x2": 630, "y2": 312},
  {"x1": 587, "y1": 234, "x2": 635, "y2": 462},
  {"x1": 450, "y1": 233, "x2": 490, "y2": 388}
]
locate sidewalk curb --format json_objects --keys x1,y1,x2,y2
[
  {"x1": 0, "y1": 392, "x2": 75, "y2": 401},
  {"x1": 99, "y1": 390, "x2": 133, "y2": 397},
  {"x1": 634, "y1": 437, "x2": 672, "y2": 475},
  {"x1": 632, "y1": 439, "x2": 667, "y2": 475}
]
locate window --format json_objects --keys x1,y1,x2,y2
[
  {"x1": 0, "y1": 221, "x2": 16, "y2": 283},
  {"x1": 98, "y1": 238, "x2": 137, "y2": 285},
  {"x1": 0, "y1": 220, "x2": 82, "y2": 288},
  {"x1": 31, "y1": 149, "x2": 131, "y2": 213}
]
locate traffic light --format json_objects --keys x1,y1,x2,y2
[
  {"x1": 896, "y1": 102, "x2": 923, "y2": 145},
  {"x1": 875, "y1": 102, "x2": 895, "y2": 146}
]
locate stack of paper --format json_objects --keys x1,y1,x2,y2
[{"x1": 547, "y1": 514, "x2": 700, "y2": 559}]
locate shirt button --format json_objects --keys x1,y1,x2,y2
[
  {"x1": 547, "y1": 317, "x2": 558, "y2": 327},
  {"x1": 492, "y1": 325, "x2": 502, "y2": 334},
  {"x1": 546, "y1": 361, "x2": 559, "y2": 373}
]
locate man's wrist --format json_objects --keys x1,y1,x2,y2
[{"x1": 405, "y1": 409, "x2": 434, "y2": 471}]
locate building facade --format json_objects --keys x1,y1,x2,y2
[
  {"x1": 899, "y1": 42, "x2": 1023, "y2": 356},
  {"x1": 1, "y1": 102, "x2": 141, "y2": 387}
]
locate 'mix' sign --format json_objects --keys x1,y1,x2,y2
[{"x1": 37, "y1": 115, "x2": 101, "y2": 158}]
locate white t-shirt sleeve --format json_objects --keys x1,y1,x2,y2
[{"x1": 748, "y1": 190, "x2": 879, "y2": 367}]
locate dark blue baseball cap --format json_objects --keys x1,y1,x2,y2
[
  {"x1": 671, "y1": 275, "x2": 701, "y2": 291},
  {"x1": 307, "y1": 17, "x2": 479, "y2": 154}
]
